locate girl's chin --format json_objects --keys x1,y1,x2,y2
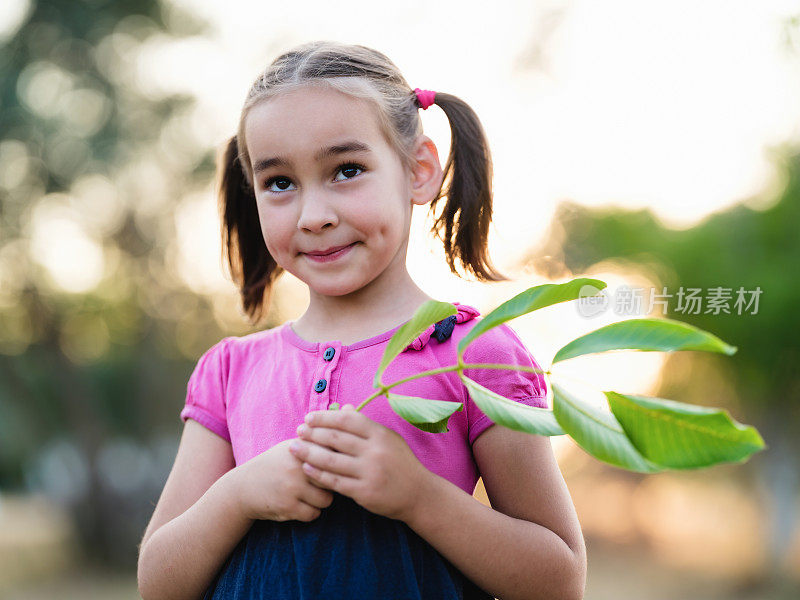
[{"x1": 304, "y1": 273, "x2": 380, "y2": 298}]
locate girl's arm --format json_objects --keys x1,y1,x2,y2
[
  {"x1": 137, "y1": 420, "x2": 254, "y2": 600},
  {"x1": 403, "y1": 425, "x2": 587, "y2": 600},
  {"x1": 138, "y1": 470, "x2": 253, "y2": 600}
]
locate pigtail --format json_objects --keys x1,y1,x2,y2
[
  {"x1": 426, "y1": 92, "x2": 509, "y2": 282},
  {"x1": 218, "y1": 135, "x2": 283, "y2": 325}
]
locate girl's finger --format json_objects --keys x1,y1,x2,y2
[
  {"x1": 298, "y1": 424, "x2": 365, "y2": 456},
  {"x1": 302, "y1": 462, "x2": 358, "y2": 497},
  {"x1": 292, "y1": 440, "x2": 360, "y2": 477},
  {"x1": 301, "y1": 484, "x2": 336, "y2": 509},
  {"x1": 304, "y1": 407, "x2": 372, "y2": 438}
]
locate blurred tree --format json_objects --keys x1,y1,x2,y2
[
  {"x1": 0, "y1": 0, "x2": 258, "y2": 568},
  {"x1": 527, "y1": 145, "x2": 800, "y2": 586}
]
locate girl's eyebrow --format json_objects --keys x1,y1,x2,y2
[{"x1": 253, "y1": 140, "x2": 373, "y2": 175}]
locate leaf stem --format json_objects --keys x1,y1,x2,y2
[
  {"x1": 356, "y1": 363, "x2": 552, "y2": 411},
  {"x1": 462, "y1": 363, "x2": 551, "y2": 375}
]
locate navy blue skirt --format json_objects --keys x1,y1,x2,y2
[{"x1": 203, "y1": 491, "x2": 494, "y2": 599}]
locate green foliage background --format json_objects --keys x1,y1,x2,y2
[
  {"x1": 0, "y1": 0, "x2": 261, "y2": 565},
  {"x1": 525, "y1": 145, "x2": 800, "y2": 581}
]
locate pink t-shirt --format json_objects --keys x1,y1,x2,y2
[{"x1": 179, "y1": 302, "x2": 548, "y2": 495}]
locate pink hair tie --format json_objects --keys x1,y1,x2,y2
[{"x1": 413, "y1": 88, "x2": 436, "y2": 110}]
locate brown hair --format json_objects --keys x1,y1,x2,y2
[{"x1": 219, "y1": 40, "x2": 509, "y2": 325}]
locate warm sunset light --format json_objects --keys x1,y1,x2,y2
[{"x1": 2, "y1": 1, "x2": 798, "y2": 597}]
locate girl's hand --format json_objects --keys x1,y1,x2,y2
[
  {"x1": 232, "y1": 437, "x2": 335, "y2": 522},
  {"x1": 289, "y1": 404, "x2": 430, "y2": 522}
]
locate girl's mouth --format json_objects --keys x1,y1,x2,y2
[{"x1": 303, "y1": 243, "x2": 356, "y2": 263}]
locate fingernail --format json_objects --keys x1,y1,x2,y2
[
  {"x1": 297, "y1": 424, "x2": 307, "y2": 435},
  {"x1": 290, "y1": 440, "x2": 302, "y2": 452}
]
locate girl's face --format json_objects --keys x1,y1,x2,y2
[{"x1": 244, "y1": 85, "x2": 426, "y2": 300}]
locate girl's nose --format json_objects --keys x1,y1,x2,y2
[{"x1": 296, "y1": 192, "x2": 339, "y2": 233}]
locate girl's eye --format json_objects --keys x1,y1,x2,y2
[
  {"x1": 262, "y1": 163, "x2": 365, "y2": 193},
  {"x1": 334, "y1": 163, "x2": 364, "y2": 181},
  {"x1": 264, "y1": 177, "x2": 295, "y2": 193}
]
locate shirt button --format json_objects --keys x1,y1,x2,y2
[
  {"x1": 323, "y1": 347, "x2": 335, "y2": 361},
  {"x1": 314, "y1": 378, "x2": 327, "y2": 393}
]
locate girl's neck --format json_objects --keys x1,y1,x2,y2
[{"x1": 292, "y1": 282, "x2": 435, "y2": 346}]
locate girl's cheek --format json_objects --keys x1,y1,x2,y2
[
  {"x1": 259, "y1": 226, "x2": 286, "y2": 259},
  {"x1": 259, "y1": 210, "x2": 291, "y2": 242}
]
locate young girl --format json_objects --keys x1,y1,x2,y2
[{"x1": 137, "y1": 41, "x2": 586, "y2": 600}]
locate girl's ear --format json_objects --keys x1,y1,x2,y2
[{"x1": 409, "y1": 135, "x2": 444, "y2": 206}]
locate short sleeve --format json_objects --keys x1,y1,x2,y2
[
  {"x1": 179, "y1": 337, "x2": 233, "y2": 442},
  {"x1": 460, "y1": 322, "x2": 548, "y2": 445}
]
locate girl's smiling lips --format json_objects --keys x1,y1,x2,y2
[
  {"x1": 304, "y1": 243, "x2": 354, "y2": 256},
  {"x1": 302, "y1": 242, "x2": 357, "y2": 262}
]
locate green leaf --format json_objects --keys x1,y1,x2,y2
[
  {"x1": 328, "y1": 402, "x2": 340, "y2": 410},
  {"x1": 605, "y1": 391, "x2": 766, "y2": 469},
  {"x1": 552, "y1": 318, "x2": 738, "y2": 364},
  {"x1": 460, "y1": 375, "x2": 565, "y2": 436},
  {"x1": 457, "y1": 278, "x2": 607, "y2": 358},
  {"x1": 375, "y1": 301, "x2": 458, "y2": 388},
  {"x1": 386, "y1": 393, "x2": 463, "y2": 433},
  {"x1": 551, "y1": 381, "x2": 662, "y2": 473}
]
